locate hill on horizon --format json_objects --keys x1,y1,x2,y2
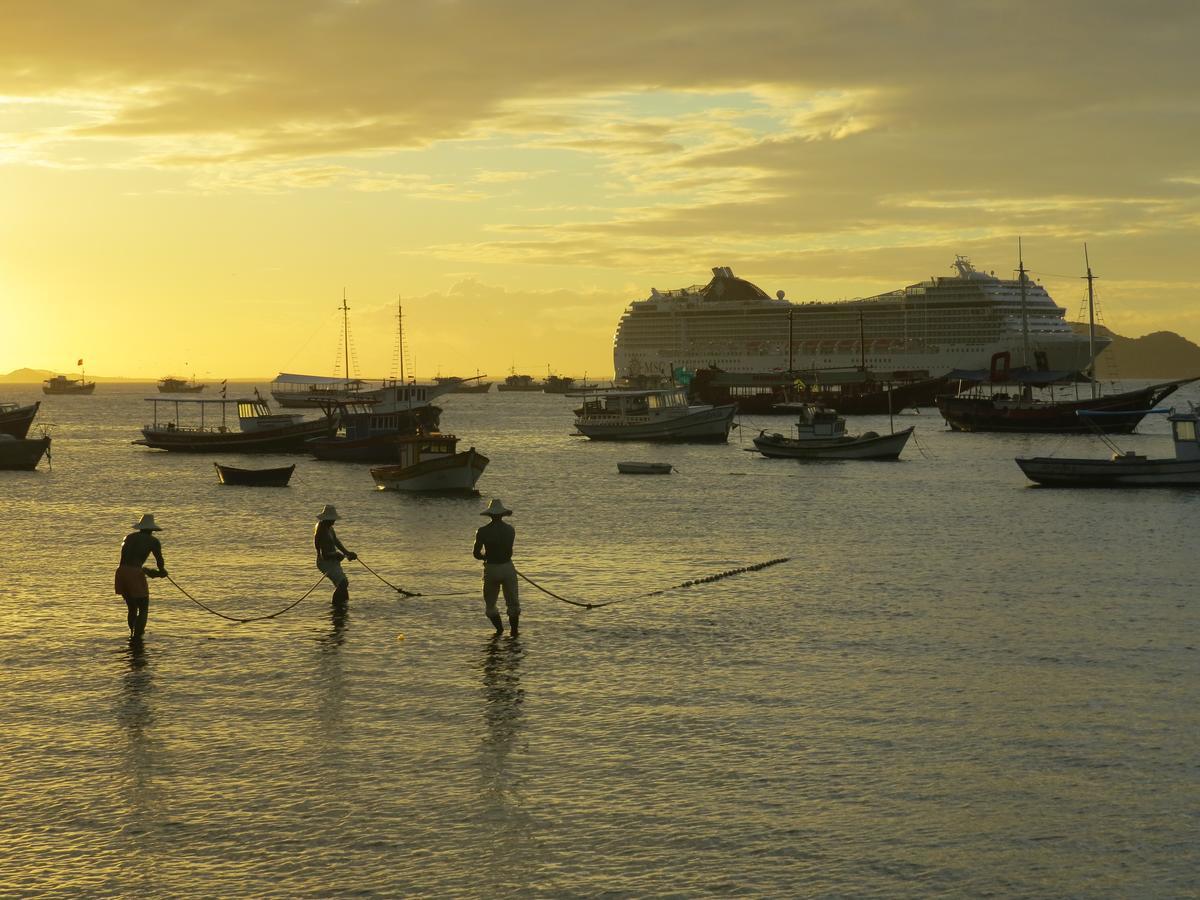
[{"x1": 1077, "y1": 326, "x2": 1200, "y2": 380}]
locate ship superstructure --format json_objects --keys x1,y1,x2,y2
[{"x1": 612, "y1": 260, "x2": 1107, "y2": 380}]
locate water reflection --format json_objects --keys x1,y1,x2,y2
[
  {"x1": 314, "y1": 600, "x2": 348, "y2": 755},
  {"x1": 115, "y1": 639, "x2": 162, "y2": 837},
  {"x1": 476, "y1": 636, "x2": 531, "y2": 859}
]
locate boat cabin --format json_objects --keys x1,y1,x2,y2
[
  {"x1": 1170, "y1": 410, "x2": 1200, "y2": 461},
  {"x1": 575, "y1": 389, "x2": 691, "y2": 422},
  {"x1": 144, "y1": 396, "x2": 306, "y2": 434},
  {"x1": 394, "y1": 432, "x2": 459, "y2": 467}
]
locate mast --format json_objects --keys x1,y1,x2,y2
[
  {"x1": 339, "y1": 289, "x2": 352, "y2": 383},
  {"x1": 1018, "y1": 238, "x2": 1030, "y2": 368},
  {"x1": 788, "y1": 307, "x2": 794, "y2": 372},
  {"x1": 858, "y1": 307, "x2": 866, "y2": 371},
  {"x1": 1083, "y1": 244, "x2": 1098, "y2": 399}
]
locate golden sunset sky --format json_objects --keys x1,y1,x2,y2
[{"x1": 2, "y1": 1, "x2": 1197, "y2": 379}]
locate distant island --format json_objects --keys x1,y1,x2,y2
[{"x1": 0, "y1": 369, "x2": 269, "y2": 384}]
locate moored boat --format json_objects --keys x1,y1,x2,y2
[
  {"x1": 214, "y1": 462, "x2": 296, "y2": 486},
  {"x1": 434, "y1": 374, "x2": 493, "y2": 394},
  {"x1": 0, "y1": 401, "x2": 40, "y2": 439},
  {"x1": 369, "y1": 433, "x2": 488, "y2": 492},
  {"x1": 572, "y1": 388, "x2": 736, "y2": 442},
  {"x1": 158, "y1": 375, "x2": 206, "y2": 393},
  {"x1": 0, "y1": 434, "x2": 51, "y2": 470},
  {"x1": 617, "y1": 461, "x2": 674, "y2": 474},
  {"x1": 134, "y1": 395, "x2": 337, "y2": 452},
  {"x1": 43, "y1": 369, "x2": 95, "y2": 395},
  {"x1": 751, "y1": 404, "x2": 914, "y2": 460},
  {"x1": 307, "y1": 387, "x2": 445, "y2": 462},
  {"x1": 497, "y1": 371, "x2": 541, "y2": 392},
  {"x1": 1016, "y1": 406, "x2": 1200, "y2": 487}
]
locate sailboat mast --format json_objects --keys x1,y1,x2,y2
[
  {"x1": 340, "y1": 289, "x2": 351, "y2": 382},
  {"x1": 397, "y1": 298, "x2": 405, "y2": 385},
  {"x1": 1018, "y1": 238, "x2": 1030, "y2": 368},
  {"x1": 1084, "y1": 244, "x2": 1097, "y2": 400},
  {"x1": 858, "y1": 307, "x2": 866, "y2": 370},
  {"x1": 788, "y1": 307, "x2": 794, "y2": 372}
]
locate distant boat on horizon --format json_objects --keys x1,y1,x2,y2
[
  {"x1": 43, "y1": 360, "x2": 95, "y2": 395},
  {"x1": 158, "y1": 374, "x2": 206, "y2": 393}
]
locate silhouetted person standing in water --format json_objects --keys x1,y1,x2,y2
[
  {"x1": 315, "y1": 505, "x2": 356, "y2": 605},
  {"x1": 474, "y1": 498, "x2": 519, "y2": 636},
  {"x1": 114, "y1": 514, "x2": 168, "y2": 640}
]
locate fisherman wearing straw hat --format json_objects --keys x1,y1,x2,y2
[
  {"x1": 114, "y1": 514, "x2": 168, "y2": 640},
  {"x1": 314, "y1": 504, "x2": 356, "y2": 605},
  {"x1": 473, "y1": 498, "x2": 519, "y2": 635}
]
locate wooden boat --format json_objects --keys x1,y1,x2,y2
[
  {"x1": 751, "y1": 403, "x2": 914, "y2": 460},
  {"x1": 369, "y1": 433, "x2": 488, "y2": 492},
  {"x1": 543, "y1": 372, "x2": 575, "y2": 394},
  {"x1": 214, "y1": 462, "x2": 296, "y2": 486},
  {"x1": 936, "y1": 365, "x2": 1194, "y2": 434},
  {"x1": 307, "y1": 387, "x2": 444, "y2": 462},
  {"x1": 158, "y1": 375, "x2": 206, "y2": 393},
  {"x1": 0, "y1": 401, "x2": 40, "y2": 439},
  {"x1": 572, "y1": 388, "x2": 736, "y2": 442},
  {"x1": 1016, "y1": 407, "x2": 1200, "y2": 487},
  {"x1": 42, "y1": 373, "x2": 95, "y2": 395},
  {"x1": 0, "y1": 434, "x2": 51, "y2": 470},
  {"x1": 690, "y1": 366, "x2": 948, "y2": 415},
  {"x1": 434, "y1": 373, "x2": 493, "y2": 394},
  {"x1": 617, "y1": 461, "x2": 674, "y2": 474},
  {"x1": 134, "y1": 395, "x2": 336, "y2": 452},
  {"x1": 497, "y1": 370, "x2": 542, "y2": 392}
]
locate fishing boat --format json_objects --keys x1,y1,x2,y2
[
  {"x1": 751, "y1": 404, "x2": 914, "y2": 460},
  {"x1": 369, "y1": 433, "x2": 489, "y2": 492},
  {"x1": 689, "y1": 366, "x2": 949, "y2": 415},
  {"x1": 42, "y1": 361, "x2": 95, "y2": 395},
  {"x1": 497, "y1": 370, "x2": 541, "y2": 392},
  {"x1": 158, "y1": 375, "x2": 206, "y2": 393},
  {"x1": 1016, "y1": 406, "x2": 1200, "y2": 486},
  {"x1": 543, "y1": 371, "x2": 575, "y2": 394},
  {"x1": 0, "y1": 401, "x2": 40, "y2": 439},
  {"x1": 434, "y1": 373, "x2": 493, "y2": 394},
  {"x1": 617, "y1": 461, "x2": 674, "y2": 474},
  {"x1": 213, "y1": 462, "x2": 296, "y2": 486},
  {"x1": 572, "y1": 388, "x2": 736, "y2": 442},
  {"x1": 307, "y1": 388, "x2": 445, "y2": 462},
  {"x1": 133, "y1": 394, "x2": 337, "y2": 452},
  {"x1": 0, "y1": 434, "x2": 51, "y2": 470}
]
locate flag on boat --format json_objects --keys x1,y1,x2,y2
[
  {"x1": 77, "y1": 359, "x2": 83, "y2": 366},
  {"x1": 221, "y1": 379, "x2": 227, "y2": 398}
]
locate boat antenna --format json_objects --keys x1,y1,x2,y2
[
  {"x1": 1018, "y1": 238, "x2": 1030, "y2": 369},
  {"x1": 1083, "y1": 244, "x2": 1098, "y2": 399}
]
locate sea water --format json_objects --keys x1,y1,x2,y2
[{"x1": 2, "y1": 382, "x2": 1198, "y2": 897}]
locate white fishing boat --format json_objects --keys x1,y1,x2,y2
[
  {"x1": 1016, "y1": 406, "x2": 1200, "y2": 486},
  {"x1": 369, "y1": 433, "x2": 488, "y2": 492},
  {"x1": 751, "y1": 403, "x2": 914, "y2": 460},
  {"x1": 572, "y1": 388, "x2": 735, "y2": 442}
]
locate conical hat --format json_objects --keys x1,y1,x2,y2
[
  {"x1": 317, "y1": 504, "x2": 340, "y2": 521},
  {"x1": 480, "y1": 498, "x2": 512, "y2": 517},
  {"x1": 132, "y1": 513, "x2": 162, "y2": 531}
]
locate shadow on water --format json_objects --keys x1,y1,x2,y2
[
  {"x1": 114, "y1": 637, "x2": 166, "y2": 887},
  {"x1": 475, "y1": 635, "x2": 535, "y2": 857}
]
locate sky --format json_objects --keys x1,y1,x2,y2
[{"x1": 1, "y1": 0, "x2": 1198, "y2": 379}]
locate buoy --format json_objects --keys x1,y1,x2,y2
[{"x1": 397, "y1": 633, "x2": 406, "y2": 641}]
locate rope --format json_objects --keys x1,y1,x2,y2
[
  {"x1": 517, "y1": 556, "x2": 791, "y2": 610},
  {"x1": 355, "y1": 557, "x2": 475, "y2": 598},
  {"x1": 166, "y1": 573, "x2": 328, "y2": 624}
]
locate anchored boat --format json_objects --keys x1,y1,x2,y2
[
  {"x1": 369, "y1": 433, "x2": 488, "y2": 492},
  {"x1": 572, "y1": 388, "x2": 735, "y2": 442},
  {"x1": 0, "y1": 401, "x2": 41, "y2": 439},
  {"x1": 1016, "y1": 406, "x2": 1200, "y2": 487},
  {"x1": 751, "y1": 403, "x2": 914, "y2": 460},
  {"x1": 214, "y1": 462, "x2": 296, "y2": 486},
  {"x1": 0, "y1": 434, "x2": 51, "y2": 470},
  {"x1": 134, "y1": 395, "x2": 336, "y2": 452}
]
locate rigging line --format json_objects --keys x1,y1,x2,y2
[
  {"x1": 279, "y1": 308, "x2": 340, "y2": 370},
  {"x1": 165, "y1": 573, "x2": 327, "y2": 624}
]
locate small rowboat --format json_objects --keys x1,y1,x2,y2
[
  {"x1": 214, "y1": 462, "x2": 296, "y2": 486},
  {"x1": 617, "y1": 461, "x2": 674, "y2": 474}
]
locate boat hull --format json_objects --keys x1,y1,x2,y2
[
  {"x1": 0, "y1": 436, "x2": 51, "y2": 470},
  {"x1": 617, "y1": 461, "x2": 673, "y2": 474},
  {"x1": 752, "y1": 426, "x2": 914, "y2": 460},
  {"x1": 936, "y1": 380, "x2": 1190, "y2": 434},
  {"x1": 370, "y1": 449, "x2": 489, "y2": 492},
  {"x1": 135, "y1": 418, "x2": 336, "y2": 452},
  {"x1": 576, "y1": 405, "x2": 736, "y2": 442},
  {"x1": 1016, "y1": 456, "x2": 1200, "y2": 487},
  {"x1": 214, "y1": 462, "x2": 296, "y2": 486},
  {"x1": 42, "y1": 383, "x2": 95, "y2": 395},
  {"x1": 0, "y1": 401, "x2": 40, "y2": 439}
]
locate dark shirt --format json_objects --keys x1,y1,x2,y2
[
  {"x1": 120, "y1": 531, "x2": 165, "y2": 569},
  {"x1": 473, "y1": 519, "x2": 515, "y2": 564},
  {"x1": 314, "y1": 521, "x2": 350, "y2": 561}
]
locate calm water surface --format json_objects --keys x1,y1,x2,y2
[{"x1": 2, "y1": 382, "x2": 1198, "y2": 897}]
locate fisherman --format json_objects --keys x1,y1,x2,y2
[
  {"x1": 473, "y1": 498, "x2": 519, "y2": 636},
  {"x1": 315, "y1": 504, "x2": 356, "y2": 605},
  {"x1": 114, "y1": 513, "x2": 168, "y2": 640}
]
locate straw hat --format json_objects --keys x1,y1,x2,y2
[
  {"x1": 132, "y1": 513, "x2": 163, "y2": 532},
  {"x1": 316, "y1": 504, "x2": 340, "y2": 521},
  {"x1": 480, "y1": 498, "x2": 512, "y2": 517}
]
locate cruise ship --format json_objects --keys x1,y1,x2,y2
[{"x1": 612, "y1": 259, "x2": 1107, "y2": 380}]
